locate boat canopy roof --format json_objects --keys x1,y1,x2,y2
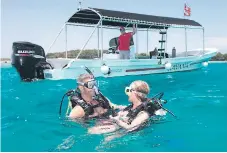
[{"x1": 67, "y1": 7, "x2": 202, "y2": 29}]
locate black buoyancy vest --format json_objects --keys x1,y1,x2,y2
[
  {"x1": 70, "y1": 91, "x2": 111, "y2": 118},
  {"x1": 124, "y1": 100, "x2": 161, "y2": 124}
]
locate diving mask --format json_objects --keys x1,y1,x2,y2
[
  {"x1": 125, "y1": 86, "x2": 134, "y2": 96},
  {"x1": 125, "y1": 86, "x2": 148, "y2": 97},
  {"x1": 77, "y1": 79, "x2": 97, "y2": 89}
]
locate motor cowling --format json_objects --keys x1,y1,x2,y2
[{"x1": 11, "y1": 41, "x2": 53, "y2": 81}]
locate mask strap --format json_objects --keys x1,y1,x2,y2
[
  {"x1": 77, "y1": 82, "x2": 84, "y2": 86},
  {"x1": 130, "y1": 87, "x2": 147, "y2": 98}
]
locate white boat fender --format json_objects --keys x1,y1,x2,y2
[
  {"x1": 165, "y1": 62, "x2": 172, "y2": 69},
  {"x1": 202, "y1": 62, "x2": 208, "y2": 67},
  {"x1": 101, "y1": 64, "x2": 111, "y2": 75}
]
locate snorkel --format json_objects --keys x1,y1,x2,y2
[
  {"x1": 83, "y1": 67, "x2": 113, "y2": 111},
  {"x1": 82, "y1": 66, "x2": 100, "y2": 99}
]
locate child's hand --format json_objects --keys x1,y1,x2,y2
[{"x1": 118, "y1": 105, "x2": 126, "y2": 110}]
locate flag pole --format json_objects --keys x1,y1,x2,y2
[
  {"x1": 184, "y1": 24, "x2": 188, "y2": 57},
  {"x1": 184, "y1": 2, "x2": 188, "y2": 57}
]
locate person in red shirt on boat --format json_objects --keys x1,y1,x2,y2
[{"x1": 118, "y1": 24, "x2": 136, "y2": 59}]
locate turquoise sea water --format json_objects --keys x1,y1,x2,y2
[{"x1": 1, "y1": 63, "x2": 227, "y2": 152}]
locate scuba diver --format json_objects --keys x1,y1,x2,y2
[
  {"x1": 59, "y1": 67, "x2": 125, "y2": 120},
  {"x1": 88, "y1": 80, "x2": 176, "y2": 134}
]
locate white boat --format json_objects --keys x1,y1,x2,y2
[
  {"x1": 44, "y1": 49, "x2": 215, "y2": 80},
  {"x1": 11, "y1": 7, "x2": 217, "y2": 81}
]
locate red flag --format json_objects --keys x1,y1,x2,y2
[{"x1": 184, "y1": 3, "x2": 191, "y2": 16}]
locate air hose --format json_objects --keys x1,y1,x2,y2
[{"x1": 59, "y1": 90, "x2": 75, "y2": 115}]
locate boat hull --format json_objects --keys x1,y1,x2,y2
[{"x1": 43, "y1": 50, "x2": 216, "y2": 80}]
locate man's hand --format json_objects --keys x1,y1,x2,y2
[{"x1": 132, "y1": 24, "x2": 136, "y2": 35}]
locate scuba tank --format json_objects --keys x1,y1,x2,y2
[{"x1": 123, "y1": 92, "x2": 177, "y2": 125}]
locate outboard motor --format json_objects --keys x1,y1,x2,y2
[{"x1": 11, "y1": 41, "x2": 53, "y2": 81}]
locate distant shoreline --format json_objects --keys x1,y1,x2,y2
[{"x1": 1, "y1": 60, "x2": 11, "y2": 64}]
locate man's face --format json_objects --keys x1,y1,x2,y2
[
  {"x1": 120, "y1": 28, "x2": 125, "y2": 34},
  {"x1": 79, "y1": 78, "x2": 95, "y2": 97}
]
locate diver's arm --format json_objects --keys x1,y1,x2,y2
[
  {"x1": 113, "y1": 111, "x2": 149, "y2": 130},
  {"x1": 109, "y1": 102, "x2": 126, "y2": 110},
  {"x1": 68, "y1": 105, "x2": 85, "y2": 119},
  {"x1": 88, "y1": 124, "x2": 119, "y2": 135},
  {"x1": 106, "y1": 97, "x2": 126, "y2": 110}
]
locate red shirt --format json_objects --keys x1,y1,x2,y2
[{"x1": 118, "y1": 32, "x2": 132, "y2": 51}]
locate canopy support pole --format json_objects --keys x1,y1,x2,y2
[
  {"x1": 47, "y1": 23, "x2": 65, "y2": 53},
  {"x1": 135, "y1": 24, "x2": 138, "y2": 58},
  {"x1": 202, "y1": 27, "x2": 205, "y2": 55},
  {"x1": 65, "y1": 24, "x2": 68, "y2": 59},
  {"x1": 76, "y1": 20, "x2": 101, "y2": 59},
  {"x1": 185, "y1": 27, "x2": 188, "y2": 57},
  {"x1": 101, "y1": 19, "x2": 103, "y2": 60},
  {"x1": 147, "y1": 28, "x2": 149, "y2": 55},
  {"x1": 147, "y1": 25, "x2": 154, "y2": 56},
  {"x1": 166, "y1": 29, "x2": 168, "y2": 58},
  {"x1": 97, "y1": 27, "x2": 100, "y2": 58},
  {"x1": 125, "y1": 23, "x2": 130, "y2": 28}
]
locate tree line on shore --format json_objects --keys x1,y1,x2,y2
[
  {"x1": 1, "y1": 50, "x2": 227, "y2": 61},
  {"x1": 45, "y1": 49, "x2": 227, "y2": 61}
]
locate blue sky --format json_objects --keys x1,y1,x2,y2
[{"x1": 1, "y1": 0, "x2": 227, "y2": 58}]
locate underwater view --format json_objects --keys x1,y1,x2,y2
[{"x1": 1, "y1": 63, "x2": 227, "y2": 152}]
